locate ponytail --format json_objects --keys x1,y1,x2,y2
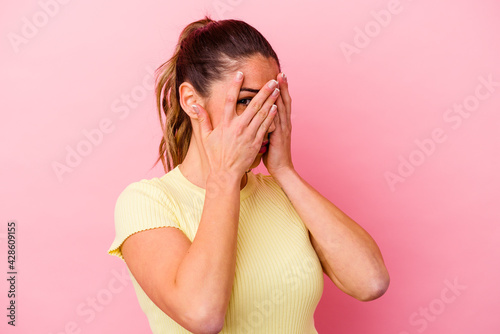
[
  {"x1": 153, "y1": 16, "x2": 280, "y2": 173},
  {"x1": 154, "y1": 17, "x2": 214, "y2": 172}
]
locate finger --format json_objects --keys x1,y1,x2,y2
[
  {"x1": 269, "y1": 98, "x2": 281, "y2": 138},
  {"x1": 192, "y1": 104, "x2": 212, "y2": 138},
  {"x1": 272, "y1": 104, "x2": 281, "y2": 128},
  {"x1": 246, "y1": 85, "x2": 280, "y2": 143},
  {"x1": 223, "y1": 71, "x2": 245, "y2": 124},
  {"x1": 277, "y1": 72, "x2": 292, "y2": 121},
  {"x1": 277, "y1": 72, "x2": 291, "y2": 106},
  {"x1": 255, "y1": 104, "x2": 278, "y2": 144},
  {"x1": 239, "y1": 78, "x2": 279, "y2": 127},
  {"x1": 275, "y1": 94, "x2": 288, "y2": 129}
]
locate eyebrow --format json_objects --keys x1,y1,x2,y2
[{"x1": 240, "y1": 88, "x2": 259, "y2": 93}]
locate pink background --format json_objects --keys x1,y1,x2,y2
[{"x1": 2, "y1": 0, "x2": 499, "y2": 333}]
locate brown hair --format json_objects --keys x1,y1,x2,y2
[{"x1": 153, "y1": 16, "x2": 281, "y2": 172}]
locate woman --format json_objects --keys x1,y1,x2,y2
[{"x1": 108, "y1": 17, "x2": 390, "y2": 334}]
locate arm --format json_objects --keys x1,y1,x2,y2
[
  {"x1": 273, "y1": 167, "x2": 390, "y2": 301},
  {"x1": 264, "y1": 73, "x2": 389, "y2": 302},
  {"x1": 121, "y1": 171, "x2": 241, "y2": 334}
]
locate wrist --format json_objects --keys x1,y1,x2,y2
[
  {"x1": 207, "y1": 170, "x2": 241, "y2": 188},
  {"x1": 271, "y1": 166, "x2": 297, "y2": 187}
]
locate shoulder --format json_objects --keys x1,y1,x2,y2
[
  {"x1": 109, "y1": 172, "x2": 184, "y2": 259},
  {"x1": 115, "y1": 170, "x2": 181, "y2": 213},
  {"x1": 117, "y1": 177, "x2": 167, "y2": 203}
]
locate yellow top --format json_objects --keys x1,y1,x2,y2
[{"x1": 108, "y1": 165, "x2": 324, "y2": 333}]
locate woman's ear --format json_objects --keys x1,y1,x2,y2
[{"x1": 179, "y1": 82, "x2": 204, "y2": 118}]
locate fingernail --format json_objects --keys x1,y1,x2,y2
[
  {"x1": 267, "y1": 80, "x2": 278, "y2": 89},
  {"x1": 282, "y1": 72, "x2": 287, "y2": 82},
  {"x1": 272, "y1": 88, "x2": 280, "y2": 97},
  {"x1": 270, "y1": 104, "x2": 278, "y2": 113},
  {"x1": 236, "y1": 71, "x2": 243, "y2": 81},
  {"x1": 192, "y1": 105, "x2": 199, "y2": 114}
]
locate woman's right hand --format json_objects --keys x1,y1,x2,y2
[{"x1": 192, "y1": 71, "x2": 280, "y2": 178}]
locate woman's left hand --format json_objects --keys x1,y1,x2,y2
[{"x1": 263, "y1": 72, "x2": 295, "y2": 177}]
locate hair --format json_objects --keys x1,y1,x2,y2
[{"x1": 153, "y1": 16, "x2": 281, "y2": 173}]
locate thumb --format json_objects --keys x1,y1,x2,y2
[{"x1": 192, "y1": 104, "x2": 212, "y2": 137}]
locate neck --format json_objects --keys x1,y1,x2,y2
[{"x1": 178, "y1": 134, "x2": 248, "y2": 191}]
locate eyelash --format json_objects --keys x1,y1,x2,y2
[{"x1": 237, "y1": 98, "x2": 252, "y2": 106}]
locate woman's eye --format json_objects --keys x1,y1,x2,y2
[{"x1": 237, "y1": 98, "x2": 252, "y2": 107}]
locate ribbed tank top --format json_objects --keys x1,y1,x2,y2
[{"x1": 108, "y1": 165, "x2": 324, "y2": 333}]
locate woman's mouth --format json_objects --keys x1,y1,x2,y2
[{"x1": 259, "y1": 140, "x2": 269, "y2": 154}]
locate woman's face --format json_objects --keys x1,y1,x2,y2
[{"x1": 203, "y1": 54, "x2": 280, "y2": 169}]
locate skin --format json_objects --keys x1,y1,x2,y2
[
  {"x1": 121, "y1": 54, "x2": 282, "y2": 334},
  {"x1": 180, "y1": 53, "x2": 390, "y2": 301},
  {"x1": 122, "y1": 53, "x2": 390, "y2": 333},
  {"x1": 177, "y1": 54, "x2": 279, "y2": 189}
]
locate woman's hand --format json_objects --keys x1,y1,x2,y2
[
  {"x1": 263, "y1": 72, "x2": 295, "y2": 177},
  {"x1": 192, "y1": 71, "x2": 280, "y2": 178}
]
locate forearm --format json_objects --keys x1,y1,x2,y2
[
  {"x1": 274, "y1": 168, "x2": 389, "y2": 300},
  {"x1": 174, "y1": 171, "x2": 241, "y2": 320}
]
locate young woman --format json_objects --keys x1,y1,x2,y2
[{"x1": 108, "y1": 17, "x2": 390, "y2": 334}]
